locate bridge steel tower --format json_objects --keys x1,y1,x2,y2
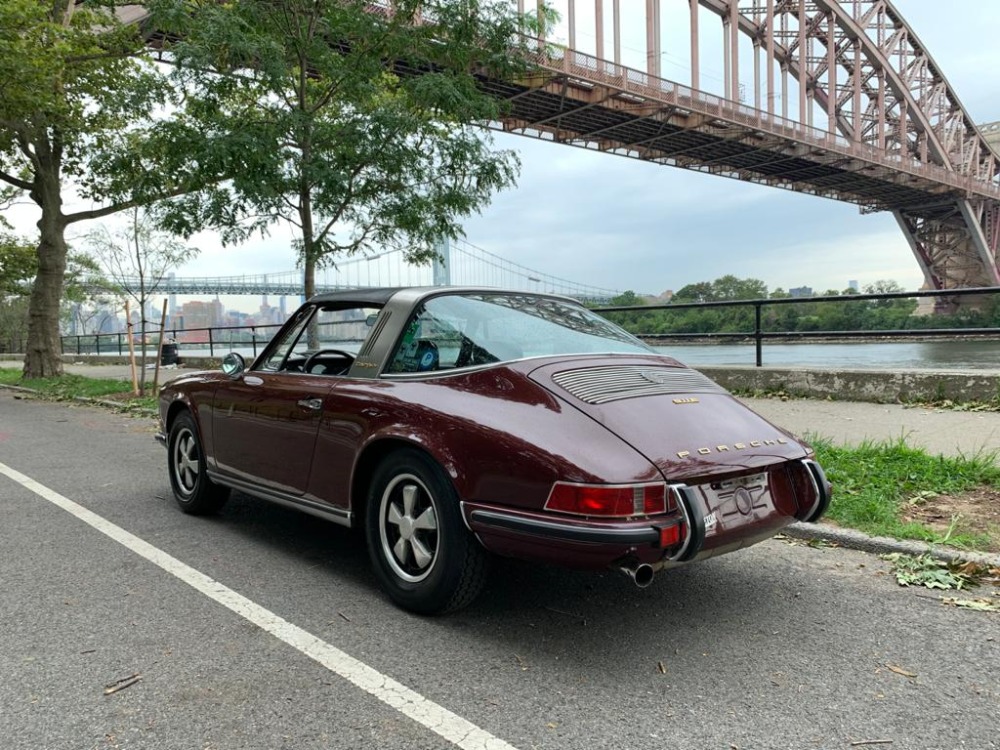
[{"x1": 506, "y1": 0, "x2": 1000, "y2": 299}]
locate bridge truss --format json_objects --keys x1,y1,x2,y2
[
  {"x1": 491, "y1": 0, "x2": 1000, "y2": 297},
  {"x1": 114, "y1": 0, "x2": 1000, "y2": 300}
]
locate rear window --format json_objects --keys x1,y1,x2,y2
[{"x1": 387, "y1": 292, "x2": 650, "y2": 373}]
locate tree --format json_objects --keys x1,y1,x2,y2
[
  {"x1": 1, "y1": 228, "x2": 104, "y2": 354},
  {"x1": 608, "y1": 291, "x2": 644, "y2": 307},
  {"x1": 145, "y1": 0, "x2": 543, "y2": 302},
  {"x1": 673, "y1": 281, "x2": 714, "y2": 303},
  {"x1": 710, "y1": 274, "x2": 768, "y2": 301},
  {"x1": 0, "y1": 229, "x2": 35, "y2": 353},
  {"x1": 0, "y1": 232, "x2": 36, "y2": 295},
  {"x1": 0, "y1": 0, "x2": 184, "y2": 378},
  {"x1": 674, "y1": 276, "x2": 768, "y2": 303},
  {"x1": 87, "y1": 208, "x2": 197, "y2": 393}
]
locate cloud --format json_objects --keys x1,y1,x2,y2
[
  {"x1": 464, "y1": 132, "x2": 924, "y2": 295},
  {"x1": 7, "y1": 0, "x2": 996, "y2": 310}
]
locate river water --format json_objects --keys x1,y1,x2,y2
[
  {"x1": 129, "y1": 339, "x2": 1000, "y2": 372},
  {"x1": 655, "y1": 339, "x2": 1000, "y2": 371}
]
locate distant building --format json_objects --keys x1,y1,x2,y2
[
  {"x1": 175, "y1": 299, "x2": 225, "y2": 341},
  {"x1": 848, "y1": 280, "x2": 860, "y2": 292},
  {"x1": 789, "y1": 286, "x2": 813, "y2": 298}
]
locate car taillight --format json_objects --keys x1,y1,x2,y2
[{"x1": 544, "y1": 482, "x2": 672, "y2": 517}]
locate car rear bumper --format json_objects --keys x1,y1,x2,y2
[
  {"x1": 460, "y1": 457, "x2": 828, "y2": 571},
  {"x1": 462, "y1": 501, "x2": 690, "y2": 570},
  {"x1": 466, "y1": 507, "x2": 665, "y2": 546}
]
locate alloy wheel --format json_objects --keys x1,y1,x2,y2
[
  {"x1": 172, "y1": 426, "x2": 200, "y2": 496},
  {"x1": 379, "y1": 473, "x2": 440, "y2": 583}
]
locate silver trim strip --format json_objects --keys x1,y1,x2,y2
[{"x1": 207, "y1": 472, "x2": 353, "y2": 528}]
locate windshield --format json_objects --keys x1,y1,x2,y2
[
  {"x1": 257, "y1": 304, "x2": 380, "y2": 372},
  {"x1": 388, "y1": 292, "x2": 651, "y2": 373}
]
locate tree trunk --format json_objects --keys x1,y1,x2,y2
[
  {"x1": 300, "y1": 169, "x2": 319, "y2": 348},
  {"x1": 23, "y1": 208, "x2": 68, "y2": 379},
  {"x1": 138, "y1": 298, "x2": 148, "y2": 395}
]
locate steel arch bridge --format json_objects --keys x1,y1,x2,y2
[
  {"x1": 121, "y1": 0, "x2": 1000, "y2": 299},
  {"x1": 485, "y1": 0, "x2": 1000, "y2": 298}
]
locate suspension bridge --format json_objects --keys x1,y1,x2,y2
[
  {"x1": 84, "y1": 238, "x2": 629, "y2": 303},
  {"x1": 114, "y1": 1, "x2": 1000, "y2": 303}
]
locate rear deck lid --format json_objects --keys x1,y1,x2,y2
[{"x1": 529, "y1": 357, "x2": 808, "y2": 480}]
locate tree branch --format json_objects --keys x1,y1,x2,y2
[
  {"x1": 13, "y1": 130, "x2": 42, "y2": 173},
  {"x1": 314, "y1": 162, "x2": 366, "y2": 246},
  {"x1": 63, "y1": 183, "x2": 195, "y2": 225},
  {"x1": 0, "y1": 170, "x2": 32, "y2": 192}
]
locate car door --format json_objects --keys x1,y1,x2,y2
[
  {"x1": 211, "y1": 306, "x2": 330, "y2": 496},
  {"x1": 212, "y1": 370, "x2": 332, "y2": 496}
]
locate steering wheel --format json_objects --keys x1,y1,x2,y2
[
  {"x1": 454, "y1": 336, "x2": 497, "y2": 368},
  {"x1": 454, "y1": 336, "x2": 474, "y2": 368},
  {"x1": 303, "y1": 349, "x2": 355, "y2": 373}
]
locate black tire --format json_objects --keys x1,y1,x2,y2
[
  {"x1": 167, "y1": 411, "x2": 230, "y2": 515},
  {"x1": 365, "y1": 449, "x2": 488, "y2": 614}
]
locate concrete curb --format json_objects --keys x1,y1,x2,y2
[
  {"x1": 3, "y1": 382, "x2": 997, "y2": 568},
  {"x1": 0, "y1": 384, "x2": 157, "y2": 417},
  {"x1": 699, "y1": 365, "x2": 1000, "y2": 405},
  {"x1": 785, "y1": 521, "x2": 1000, "y2": 568}
]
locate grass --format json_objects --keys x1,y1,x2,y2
[
  {"x1": 0, "y1": 367, "x2": 158, "y2": 411},
  {"x1": 3, "y1": 366, "x2": 998, "y2": 552},
  {"x1": 812, "y1": 435, "x2": 1000, "y2": 550}
]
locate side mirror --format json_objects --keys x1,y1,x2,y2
[
  {"x1": 366, "y1": 313, "x2": 378, "y2": 327},
  {"x1": 221, "y1": 352, "x2": 246, "y2": 377}
]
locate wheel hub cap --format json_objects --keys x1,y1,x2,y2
[{"x1": 381, "y1": 478, "x2": 439, "y2": 582}]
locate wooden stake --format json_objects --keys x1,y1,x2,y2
[
  {"x1": 124, "y1": 300, "x2": 139, "y2": 396},
  {"x1": 152, "y1": 299, "x2": 168, "y2": 393}
]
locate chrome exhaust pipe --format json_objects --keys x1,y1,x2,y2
[{"x1": 619, "y1": 562, "x2": 655, "y2": 588}]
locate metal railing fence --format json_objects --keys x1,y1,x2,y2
[
  {"x1": 48, "y1": 286, "x2": 1000, "y2": 367},
  {"x1": 59, "y1": 323, "x2": 285, "y2": 359},
  {"x1": 595, "y1": 286, "x2": 1000, "y2": 367}
]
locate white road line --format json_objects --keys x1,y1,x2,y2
[{"x1": 0, "y1": 462, "x2": 519, "y2": 750}]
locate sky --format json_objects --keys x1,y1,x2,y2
[{"x1": 7, "y1": 0, "x2": 1000, "y2": 304}]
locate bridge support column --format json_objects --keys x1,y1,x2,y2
[
  {"x1": 432, "y1": 237, "x2": 450, "y2": 286},
  {"x1": 895, "y1": 198, "x2": 1000, "y2": 310}
]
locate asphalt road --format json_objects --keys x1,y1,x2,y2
[{"x1": 1, "y1": 391, "x2": 998, "y2": 750}]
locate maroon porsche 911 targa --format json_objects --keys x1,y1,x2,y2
[{"x1": 157, "y1": 287, "x2": 830, "y2": 614}]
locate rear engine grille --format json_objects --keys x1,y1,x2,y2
[{"x1": 552, "y1": 365, "x2": 727, "y2": 405}]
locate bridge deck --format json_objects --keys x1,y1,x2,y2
[{"x1": 485, "y1": 49, "x2": 995, "y2": 212}]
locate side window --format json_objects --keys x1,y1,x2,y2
[
  {"x1": 256, "y1": 309, "x2": 314, "y2": 372},
  {"x1": 389, "y1": 306, "x2": 465, "y2": 373}
]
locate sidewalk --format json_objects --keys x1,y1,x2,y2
[
  {"x1": 743, "y1": 396, "x2": 1000, "y2": 461},
  {"x1": 40, "y1": 360, "x2": 1000, "y2": 462},
  {"x1": 5, "y1": 359, "x2": 998, "y2": 565}
]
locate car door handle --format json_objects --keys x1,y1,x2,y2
[{"x1": 297, "y1": 398, "x2": 323, "y2": 411}]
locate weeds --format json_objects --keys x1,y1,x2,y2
[
  {"x1": 0, "y1": 368, "x2": 157, "y2": 412},
  {"x1": 881, "y1": 554, "x2": 1000, "y2": 611},
  {"x1": 812, "y1": 435, "x2": 1000, "y2": 551},
  {"x1": 880, "y1": 553, "x2": 973, "y2": 589}
]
